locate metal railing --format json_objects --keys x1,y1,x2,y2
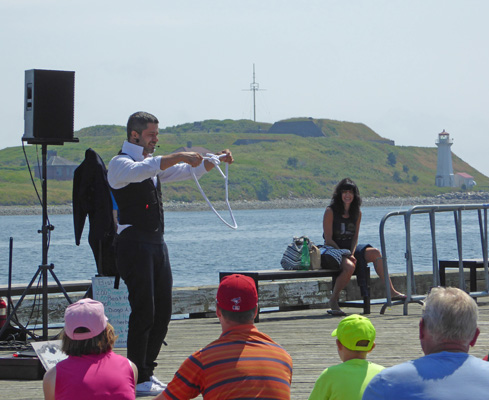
[{"x1": 379, "y1": 203, "x2": 489, "y2": 315}]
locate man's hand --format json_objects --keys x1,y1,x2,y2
[
  {"x1": 216, "y1": 149, "x2": 234, "y2": 164},
  {"x1": 204, "y1": 149, "x2": 234, "y2": 171}
]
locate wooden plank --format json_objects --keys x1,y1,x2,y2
[{"x1": 172, "y1": 285, "x2": 218, "y2": 315}]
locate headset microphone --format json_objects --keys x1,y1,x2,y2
[{"x1": 135, "y1": 138, "x2": 139, "y2": 143}]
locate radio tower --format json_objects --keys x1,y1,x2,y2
[{"x1": 243, "y1": 64, "x2": 265, "y2": 122}]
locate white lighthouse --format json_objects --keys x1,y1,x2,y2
[{"x1": 435, "y1": 130, "x2": 455, "y2": 187}]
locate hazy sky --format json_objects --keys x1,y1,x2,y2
[{"x1": 1, "y1": 1, "x2": 488, "y2": 175}]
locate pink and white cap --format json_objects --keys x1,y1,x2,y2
[{"x1": 64, "y1": 299, "x2": 108, "y2": 340}]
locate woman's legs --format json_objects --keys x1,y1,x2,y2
[
  {"x1": 329, "y1": 257, "x2": 356, "y2": 311},
  {"x1": 364, "y1": 247, "x2": 404, "y2": 297}
]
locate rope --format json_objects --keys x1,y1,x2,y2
[{"x1": 191, "y1": 154, "x2": 238, "y2": 230}]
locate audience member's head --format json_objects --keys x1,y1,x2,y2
[
  {"x1": 216, "y1": 274, "x2": 258, "y2": 324},
  {"x1": 332, "y1": 314, "x2": 376, "y2": 360},
  {"x1": 420, "y1": 287, "x2": 479, "y2": 354},
  {"x1": 62, "y1": 298, "x2": 116, "y2": 356}
]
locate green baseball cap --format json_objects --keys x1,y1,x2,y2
[{"x1": 331, "y1": 314, "x2": 376, "y2": 351}]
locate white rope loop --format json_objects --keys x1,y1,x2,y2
[{"x1": 191, "y1": 153, "x2": 238, "y2": 230}]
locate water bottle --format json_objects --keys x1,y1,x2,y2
[{"x1": 300, "y1": 237, "x2": 310, "y2": 270}]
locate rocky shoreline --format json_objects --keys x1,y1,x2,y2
[{"x1": 1, "y1": 192, "x2": 489, "y2": 216}]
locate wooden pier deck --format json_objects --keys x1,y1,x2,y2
[{"x1": 2, "y1": 300, "x2": 489, "y2": 400}]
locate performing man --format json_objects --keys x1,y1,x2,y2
[{"x1": 108, "y1": 111, "x2": 233, "y2": 396}]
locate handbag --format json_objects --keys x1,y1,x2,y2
[
  {"x1": 281, "y1": 236, "x2": 317, "y2": 270},
  {"x1": 310, "y1": 244, "x2": 321, "y2": 270}
]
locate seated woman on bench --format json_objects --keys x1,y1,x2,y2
[{"x1": 323, "y1": 178, "x2": 405, "y2": 316}]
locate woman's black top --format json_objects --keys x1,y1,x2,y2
[{"x1": 331, "y1": 209, "x2": 356, "y2": 251}]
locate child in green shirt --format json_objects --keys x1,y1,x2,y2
[{"x1": 309, "y1": 314, "x2": 384, "y2": 400}]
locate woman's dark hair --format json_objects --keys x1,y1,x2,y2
[
  {"x1": 61, "y1": 323, "x2": 117, "y2": 357},
  {"x1": 329, "y1": 178, "x2": 362, "y2": 222},
  {"x1": 126, "y1": 111, "x2": 159, "y2": 140}
]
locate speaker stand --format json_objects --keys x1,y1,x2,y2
[{"x1": 0, "y1": 143, "x2": 73, "y2": 341}]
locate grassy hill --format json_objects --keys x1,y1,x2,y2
[{"x1": 1, "y1": 118, "x2": 487, "y2": 206}]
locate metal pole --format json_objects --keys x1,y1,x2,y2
[
  {"x1": 243, "y1": 64, "x2": 264, "y2": 122},
  {"x1": 379, "y1": 213, "x2": 391, "y2": 305},
  {"x1": 8, "y1": 237, "x2": 13, "y2": 316},
  {"x1": 429, "y1": 210, "x2": 439, "y2": 286},
  {"x1": 479, "y1": 209, "x2": 489, "y2": 293},
  {"x1": 253, "y1": 86, "x2": 256, "y2": 122},
  {"x1": 404, "y1": 213, "x2": 413, "y2": 301},
  {"x1": 42, "y1": 144, "x2": 49, "y2": 339},
  {"x1": 252, "y1": 64, "x2": 256, "y2": 122},
  {"x1": 453, "y1": 209, "x2": 464, "y2": 289}
]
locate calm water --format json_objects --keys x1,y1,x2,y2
[{"x1": 0, "y1": 206, "x2": 487, "y2": 287}]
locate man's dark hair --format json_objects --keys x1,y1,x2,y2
[
  {"x1": 220, "y1": 307, "x2": 257, "y2": 324},
  {"x1": 126, "y1": 111, "x2": 159, "y2": 140}
]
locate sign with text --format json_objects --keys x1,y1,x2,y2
[{"x1": 92, "y1": 276, "x2": 130, "y2": 348}]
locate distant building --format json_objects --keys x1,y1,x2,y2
[
  {"x1": 435, "y1": 130, "x2": 455, "y2": 187},
  {"x1": 454, "y1": 172, "x2": 476, "y2": 189},
  {"x1": 268, "y1": 120, "x2": 324, "y2": 137},
  {"x1": 34, "y1": 150, "x2": 78, "y2": 180}
]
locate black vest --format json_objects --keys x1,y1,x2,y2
[{"x1": 112, "y1": 177, "x2": 165, "y2": 236}]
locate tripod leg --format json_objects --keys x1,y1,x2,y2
[
  {"x1": 0, "y1": 267, "x2": 42, "y2": 340},
  {"x1": 47, "y1": 266, "x2": 73, "y2": 304},
  {"x1": 6, "y1": 298, "x2": 31, "y2": 332}
]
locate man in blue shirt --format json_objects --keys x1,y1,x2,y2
[{"x1": 363, "y1": 286, "x2": 489, "y2": 400}]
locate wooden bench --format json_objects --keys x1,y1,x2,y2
[
  {"x1": 439, "y1": 259, "x2": 486, "y2": 291},
  {"x1": 219, "y1": 269, "x2": 371, "y2": 321}
]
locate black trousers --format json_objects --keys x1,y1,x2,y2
[{"x1": 116, "y1": 234, "x2": 173, "y2": 383}]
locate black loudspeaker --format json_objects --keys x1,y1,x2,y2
[{"x1": 23, "y1": 69, "x2": 76, "y2": 144}]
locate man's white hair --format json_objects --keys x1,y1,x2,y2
[{"x1": 422, "y1": 287, "x2": 478, "y2": 344}]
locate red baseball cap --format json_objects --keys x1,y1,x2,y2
[{"x1": 217, "y1": 274, "x2": 258, "y2": 312}]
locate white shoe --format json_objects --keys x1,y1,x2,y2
[
  {"x1": 136, "y1": 379, "x2": 166, "y2": 396},
  {"x1": 150, "y1": 375, "x2": 167, "y2": 390}
]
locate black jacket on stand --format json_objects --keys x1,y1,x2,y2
[{"x1": 73, "y1": 148, "x2": 117, "y2": 276}]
